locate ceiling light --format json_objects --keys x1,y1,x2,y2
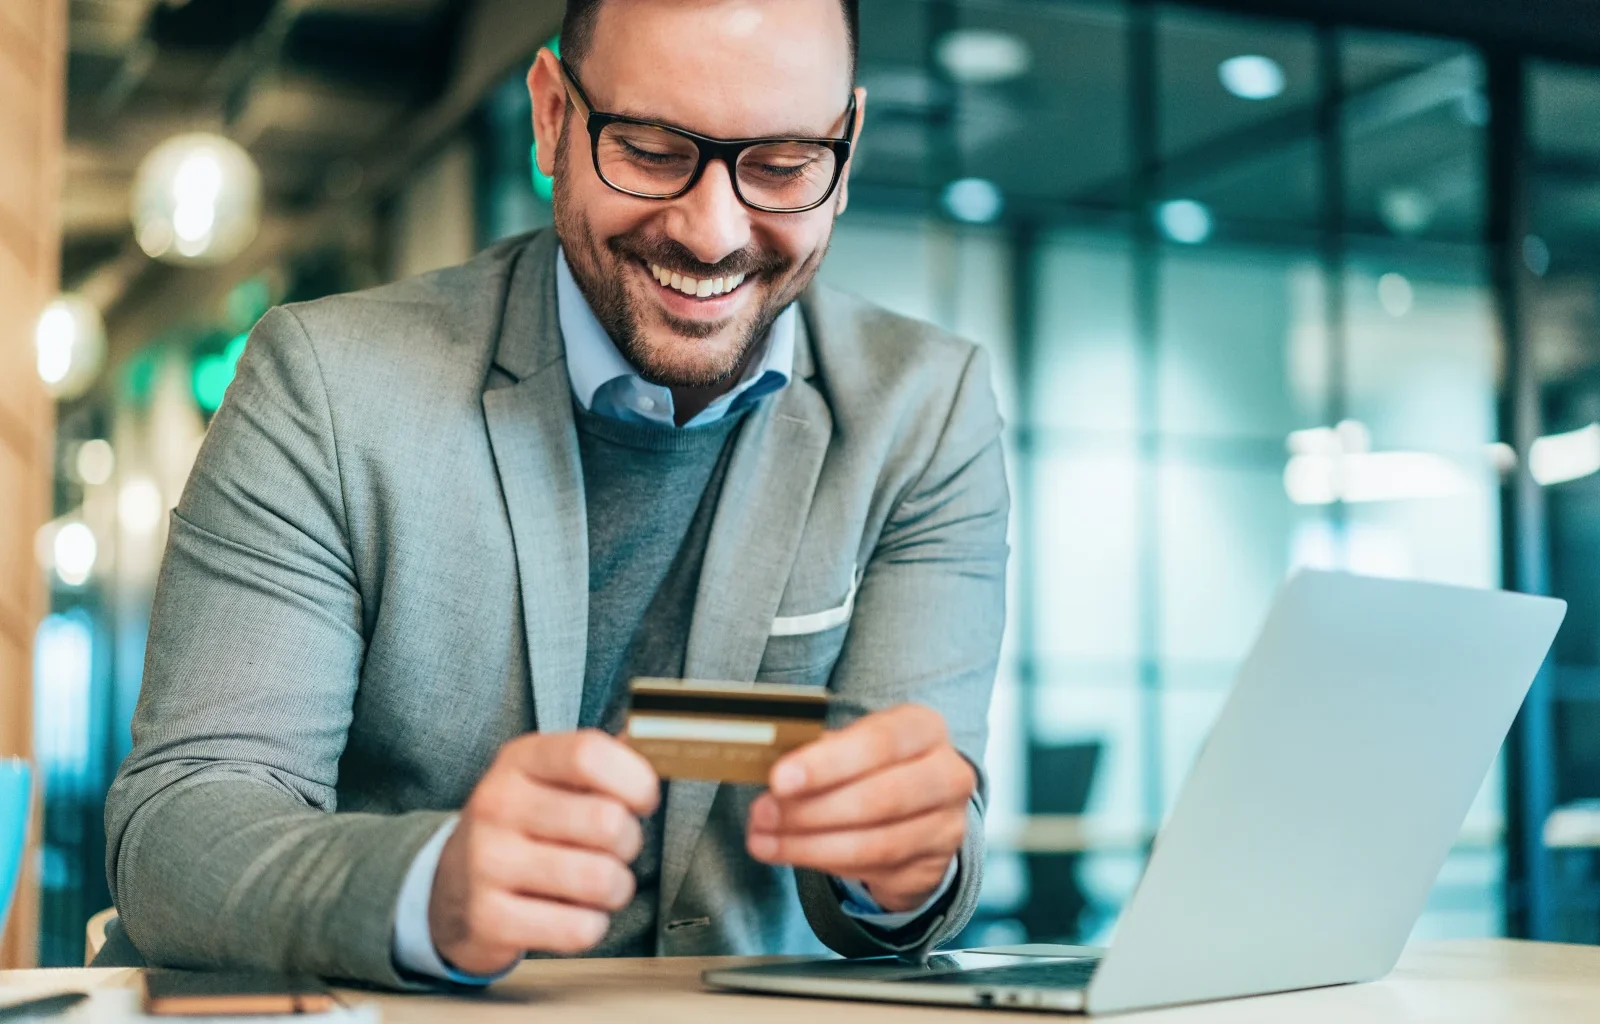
[
  {"x1": 1287, "y1": 426, "x2": 1341, "y2": 457},
  {"x1": 1379, "y1": 188, "x2": 1435, "y2": 236},
  {"x1": 1283, "y1": 419, "x2": 1469, "y2": 505},
  {"x1": 75, "y1": 440, "x2": 115, "y2": 487},
  {"x1": 1487, "y1": 442, "x2": 1518, "y2": 476},
  {"x1": 1157, "y1": 199, "x2": 1212, "y2": 244},
  {"x1": 1284, "y1": 451, "x2": 1471, "y2": 505},
  {"x1": 942, "y1": 178, "x2": 1004, "y2": 224},
  {"x1": 34, "y1": 296, "x2": 106, "y2": 400},
  {"x1": 1530, "y1": 423, "x2": 1600, "y2": 486},
  {"x1": 1218, "y1": 55, "x2": 1286, "y2": 101},
  {"x1": 1284, "y1": 454, "x2": 1340, "y2": 505},
  {"x1": 132, "y1": 133, "x2": 262, "y2": 267},
  {"x1": 1378, "y1": 273, "x2": 1414, "y2": 317},
  {"x1": 119, "y1": 478, "x2": 166, "y2": 536},
  {"x1": 52, "y1": 521, "x2": 98, "y2": 587},
  {"x1": 936, "y1": 29, "x2": 1031, "y2": 86}
]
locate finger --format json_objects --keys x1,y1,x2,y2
[
  {"x1": 755, "y1": 749, "x2": 975, "y2": 834},
  {"x1": 502, "y1": 730, "x2": 660, "y2": 815},
  {"x1": 464, "y1": 888, "x2": 611, "y2": 957},
  {"x1": 747, "y1": 807, "x2": 967, "y2": 876},
  {"x1": 469, "y1": 772, "x2": 644, "y2": 861},
  {"x1": 770, "y1": 705, "x2": 948, "y2": 797},
  {"x1": 469, "y1": 828, "x2": 636, "y2": 912}
]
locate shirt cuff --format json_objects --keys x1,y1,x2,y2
[
  {"x1": 393, "y1": 815, "x2": 519, "y2": 985},
  {"x1": 835, "y1": 855, "x2": 961, "y2": 931}
]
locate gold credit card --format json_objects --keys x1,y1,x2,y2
[{"x1": 624, "y1": 678, "x2": 829, "y2": 785}]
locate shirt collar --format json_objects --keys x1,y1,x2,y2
[{"x1": 555, "y1": 246, "x2": 795, "y2": 425}]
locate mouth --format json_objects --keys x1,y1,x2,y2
[{"x1": 641, "y1": 259, "x2": 752, "y2": 313}]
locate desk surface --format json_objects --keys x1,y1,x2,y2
[{"x1": 4, "y1": 940, "x2": 1599, "y2": 1021}]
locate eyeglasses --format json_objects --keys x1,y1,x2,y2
[{"x1": 559, "y1": 60, "x2": 857, "y2": 214}]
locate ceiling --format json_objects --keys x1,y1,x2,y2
[
  {"x1": 59, "y1": 0, "x2": 1600, "y2": 358},
  {"x1": 846, "y1": 0, "x2": 1495, "y2": 248},
  {"x1": 60, "y1": 0, "x2": 529, "y2": 319}
]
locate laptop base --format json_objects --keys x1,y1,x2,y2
[{"x1": 704, "y1": 947, "x2": 1102, "y2": 1013}]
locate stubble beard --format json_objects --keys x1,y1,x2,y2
[{"x1": 551, "y1": 121, "x2": 831, "y2": 390}]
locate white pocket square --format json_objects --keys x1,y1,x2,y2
[{"x1": 770, "y1": 566, "x2": 860, "y2": 638}]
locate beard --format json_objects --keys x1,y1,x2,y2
[{"x1": 551, "y1": 124, "x2": 831, "y2": 390}]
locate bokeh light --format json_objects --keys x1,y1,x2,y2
[
  {"x1": 132, "y1": 133, "x2": 262, "y2": 267},
  {"x1": 34, "y1": 296, "x2": 106, "y2": 400}
]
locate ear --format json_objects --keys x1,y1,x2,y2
[
  {"x1": 835, "y1": 86, "x2": 867, "y2": 217},
  {"x1": 528, "y1": 48, "x2": 569, "y2": 179}
]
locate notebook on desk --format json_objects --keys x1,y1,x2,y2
[{"x1": 0, "y1": 988, "x2": 379, "y2": 1024}]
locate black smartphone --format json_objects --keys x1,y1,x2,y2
[{"x1": 142, "y1": 969, "x2": 337, "y2": 1017}]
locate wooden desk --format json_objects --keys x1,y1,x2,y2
[{"x1": 4, "y1": 940, "x2": 1599, "y2": 1021}]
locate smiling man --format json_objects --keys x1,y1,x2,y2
[{"x1": 103, "y1": 0, "x2": 1009, "y2": 988}]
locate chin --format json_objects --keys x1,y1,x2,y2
[{"x1": 633, "y1": 340, "x2": 748, "y2": 390}]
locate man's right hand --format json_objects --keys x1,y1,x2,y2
[{"x1": 428, "y1": 730, "x2": 660, "y2": 976}]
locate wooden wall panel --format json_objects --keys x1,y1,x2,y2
[
  {"x1": 0, "y1": 440, "x2": 34, "y2": 635},
  {"x1": 0, "y1": 252, "x2": 37, "y2": 422},
  {"x1": 0, "y1": 0, "x2": 64, "y2": 970},
  {"x1": 0, "y1": 0, "x2": 47, "y2": 43}
]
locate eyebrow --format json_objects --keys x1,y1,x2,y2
[{"x1": 602, "y1": 103, "x2": 851, "y2": 141}]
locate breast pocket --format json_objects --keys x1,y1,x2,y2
[
  {"x1": 756, "y1": 566, "x2": 859, "y2": 685},
  {"x1": 756, "y1": 627, "x2": 850, "y2": 684}
]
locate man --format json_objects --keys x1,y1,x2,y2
[{"x1": 104, "y1": 0, "x2": 1008, "y2": 988}]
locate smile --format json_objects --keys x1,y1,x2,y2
[{"x1": 646, "y1": 261, "x2": 748, "y2": 299}]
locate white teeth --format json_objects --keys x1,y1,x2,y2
[{"x1": 647, "y1": 262, "x2": 747, "y2": 299}]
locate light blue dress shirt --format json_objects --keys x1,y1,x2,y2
[{"x1": 391, "y1": 248, "x2": 956, "y2": 983}]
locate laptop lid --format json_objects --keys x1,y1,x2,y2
[{"x1": 1086, "y1": 570, "x2": 1565, "y2": 1015}]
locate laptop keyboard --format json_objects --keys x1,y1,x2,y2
[{"x1": 918, "y1": 957, "x2": 1101, "y2": 988}]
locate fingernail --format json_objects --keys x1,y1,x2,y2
[
  {"x1": 772, "y1": 762, "x2": 806, "y2": 795},
  {"x1": 748, "y1": 833, "x2": 778, "y2": 861}
]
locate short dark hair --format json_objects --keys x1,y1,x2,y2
[{"x1": 559, "y1": 0, "x2": 860, "y2": 79}]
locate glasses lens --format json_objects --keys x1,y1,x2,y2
[
  {"x1": 596, "y1": 122, "x2": 700, "y2": 197},
  {"x1": 736, "y1": 142, "x2": 838, "y2": 211}
]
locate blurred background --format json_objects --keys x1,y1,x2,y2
[{"x1": 6, "y1": 0, "x2": 1600, "y2": 967}]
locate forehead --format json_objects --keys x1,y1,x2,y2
[{"x1": 580, "y1": 0, "x2": 853, "y2": 138}]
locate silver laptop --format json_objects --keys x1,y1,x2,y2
[{"x1": 705, "y1": 570, "x2": 1566, "y2": 1014}]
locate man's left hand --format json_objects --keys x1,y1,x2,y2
[{"x1": 746, "y1": 704, "x2": 977, "y2": 913}]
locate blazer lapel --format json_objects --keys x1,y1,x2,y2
[
  {"x1": 482, "y1": 232, "x2": 588, "y2": 735},
  {"x1": 661, "y1": 314, "x2": 833, "y2": 912}
]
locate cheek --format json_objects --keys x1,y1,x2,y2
[
  {"x1": 559, "y1": 162, "x2": 674, "y2": 253},
  {"x1": 760, "y1": 216, "x2": 830, "y2": 272},
  {"x1": 569, "y1": 193, "x2": 658, "y2": 256}
]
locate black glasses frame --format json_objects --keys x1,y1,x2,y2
[{"x1": 559, "y1": 59, "x2": 857, "y2": 214}]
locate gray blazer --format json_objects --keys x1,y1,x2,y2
[{"x1": 104, "y1": 230, "x2": 1010, "y2": 988}]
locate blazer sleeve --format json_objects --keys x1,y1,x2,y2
[
  {"x1": 796, "y1": 344, "x2": 1011, "y2": 958},
  {"x1": 103, "y1": 306, "x2": 452, "y2": 989}
]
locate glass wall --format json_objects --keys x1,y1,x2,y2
[{"x1": 1529, "y1": 59, "x2": 1600, "y2": 942}]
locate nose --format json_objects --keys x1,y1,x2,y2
[{"x1": 663, "y1": 158, "x2": 752, "y2": 266}]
